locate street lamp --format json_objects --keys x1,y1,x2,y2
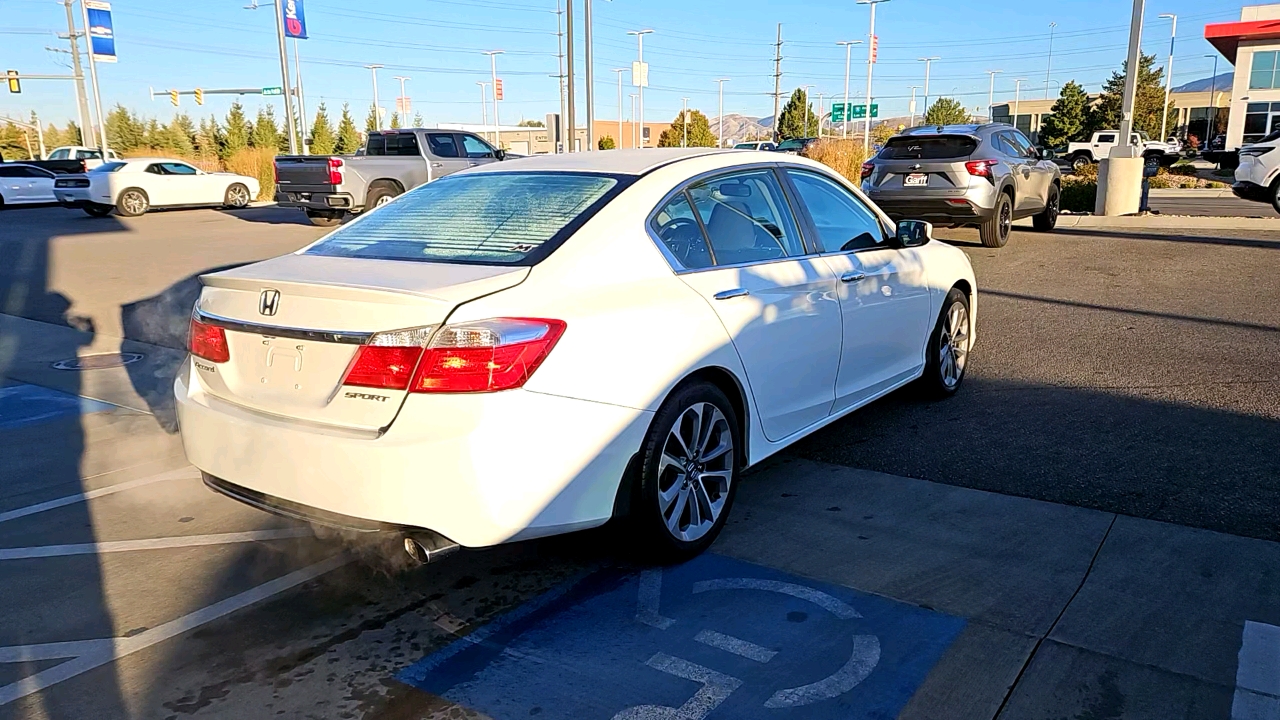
[
  {"x1": 629, "y1": 93, "x2": 638, "y2": 148},
  {"x1": 628, "y1": 29, "x2": 654, "y2": 148},
  {"x1": 1159, "y1": 14, "x2": 1177, "y2": 141},
  {"x1": 857, "y1": 0, "x2": 890, "y2": 151},
  {"x1": 836, "y1": 40, "x2": 862, "y2": 139},
  {"x1": 908, "y1": 85, "x2": 920, "y2": 126},
  {"x1": 1045, "y1": 21, "x2": 1057, "y2": 99},
  {"x1": 393, "y1": 75, "x2": 410, "y2": 125},
  {"x1": 613, "y1": 68, "x2": 626, "y2": 149},
  {"x1": 986, "y1": 70, "x2": 1003, "y2": 121},
  {"x1": 364, "y1": 64, "x2": 383, "y2": 131},
  {"x1": 918, "y1": 56, "x2": 940, "y2": 119},
  {"x1": 681, "y1": 97, "x2": 689, "y2": 148},
  {"x1": 482, "y1": 50, "x2": 504, "y2": 149},
  {"x1": 1013, "y1": 77, "x2": 1027, "y2": 130},
  {"x1": 1205, "y1": 53, "x2": 1220, "y2": 149},
  {"x1": 715, "y1": 78, "x2": 730, "y2": 147},
  {"x1": 476, "y1": 81, "x2": 489, "y2": 125}
]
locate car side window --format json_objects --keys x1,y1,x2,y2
[
  {"x1": 1097, "y1": 134, "x2": 1116, "y2": 144},
  {"x1": 459, "y1": 134, "x2": 496, "y2": 159},
  {"x1": 651, "y1": 192, "x2": 714, "y2": 269},
  {"x1": 75, "y1": 150, "x2": 101, "y2": 160},
  {"x1": 21, "y1": 166, "x2": 53, "y2": 178},
  {"x1": 785, "y1": 169, "x2": 887, "y2": 252},
  {"x1": 687, "y1": 169, "x2": 805, "y2": 266},
  {"x1": 48, "y1": 149, "x2": 69, "y2": 160},
  {"x1": 427, "y1": 133, "x2": 459, "y2": 158},
  {"x1": 145, "y1": 164, "x2": 166, "y2": 175},
  {"x1": 388, "y1": 133, "x2": 420, "y2": 156},
  {"x1": 1006, "y1": 131, "x2": 1036, "y2": 158},
  {"x1": 160, "y1": 162, "x2": 198, "y2": 175},
  {"x1": 0, "y1": 167, "x2": 18, "y2": 177}
]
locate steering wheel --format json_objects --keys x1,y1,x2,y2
[{"x1": 657, "y1": 217, "x2": 707, "y2": 263}]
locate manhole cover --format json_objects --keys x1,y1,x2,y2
[{"x1": 52, "y1": 352, "x2": 144, "y2": 370}]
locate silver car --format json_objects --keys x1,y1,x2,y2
[{"x1": 861, "y1": 123, "x2": 1060, "y2": 248}]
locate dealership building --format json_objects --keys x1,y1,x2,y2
[{"x1": 1206, "y1": 3, "x2": 1280, "y2": 149}]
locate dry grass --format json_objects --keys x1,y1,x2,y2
[
  {"x1": 223, "y1": 147, "x2": 277, "y2": 200},
  {"x1": 801, "y1": 138, "x2": 870, "y2": 184}
]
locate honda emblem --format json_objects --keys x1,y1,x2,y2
[{"x1": 259, "y1": 289, "x2": 281, "y2": 316}]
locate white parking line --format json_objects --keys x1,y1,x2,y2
[
  {"x1": 0, "y1": 554, "x2": 349, "y2": 705},
  {"x1": 0, "y1": 528, "x2": 314, "y2": 560},
  {"x1": 693, "y1": 629, "x2": 777, "y2": 663},
  {"x1": 1233, "y1": 620, "x2": 1280, "y2": 720},
  {"x1": 0, "y1": 467, "x2": 196, "y2": 525}
]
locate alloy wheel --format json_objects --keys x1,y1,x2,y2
[
  {"x1": 938, "y1": 302, "x2": 970, "y2": 388},
  {"x1": 657, "y1": 402, "x2": 733, "y2": 542},
  {"x1": 121, "y1": 191, "x2": 146, "y2": 215},
  {"x1": 999, "y1": 200, "x2": 1012, "y2": 240},
  {"x1": 228, "y1": 185, "x2": 250, "y2": 207},
  {"x1": 375, "y1": 194, "x2": 393, "y2": 207},
  {"x1": 1046, "y1": 191, "x2": 1059, "y2": 224}
]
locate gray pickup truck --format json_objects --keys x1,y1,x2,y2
[{"x1": 274, "y1": 128, "x2": 509, "y2": 226}]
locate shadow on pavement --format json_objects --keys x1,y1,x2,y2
[
  {"x1": 981, "y1": 288, "x2": 1280, "y2": 334},
  {"x1": 215, "y1": 205, "x2": 328, "y2": 226},
  {"x1": 1052, "y1": 226, "x2": 1280, "y2": 250}
]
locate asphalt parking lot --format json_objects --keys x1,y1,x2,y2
[{"x1": 0, "y1": 204, "x2": 1278, "y2": 719}]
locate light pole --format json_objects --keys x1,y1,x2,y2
[
  {"x1": 908, "y1": 85, "x2": 920, "y2": 126},
  {"x1": 801, "y1": 84, "x2": 815, "y2": 137},
  {"x1": 681, "y1": 97, "x2": 689, "y2": 148},
  {"x1": 268, "y1": 1, "x2": 297, "y2": 152},
  {"x1": 1159, "y1": 14, "x2": 1177, "y2": 141},
  {"x1": 483, "y1": 50, "x2": 504, "y2": 149},
  {"x1": 858, "y1": 0, "x2": 889, "y2": 151},
  {"x1": 986, "y1": 70, "x2": 1002, "y2": 120},
  {"x1": 1045, "y1": 21, "x2": 1057, "y2": 99},
  {"x1": 477, "y1": 81, "x2": 489, "y2": 125},
  {"x1": 630, "y1": 93, "x2": 638, "y2": 148},
  {"x1": 919, "y1": 56, "x2": 940, "y2": 119},
  {"x1": 1205, "y1": 53, "x2": 1220, "y2": 149},
  {"x1": 554, "y1": 0, "x2": 566, "y2": 152},
  {"x1": 614, "y1": 67, "x2": 626, "y2": 149},
  {"x1": 365, "y1": 64, "x2": 383, "y2": 132},
  {"x1": 585, "y1": 0, "x2": 595, "y2": 151},
  {"x1": 1013, "y1": 78, "x2": 1027, "y2": 129},
  {"x1": 628, "y1": 29, "x2": 653, "y2": 148},
  {"x1": 393, "y1": 75, "x2": 410, "y2": 126},
  {"x1": 566, "y1": 0, "x2": 574, "y2": 152},
  {"x1": 293, "y1": 39, "x2": 309, "y2": 150},
  {"x1": 836, "y1": 40, "x2": 861, "y2": 139},
  {"x1": 715, "y1": 78, "x2": 730, "y2": 147}
]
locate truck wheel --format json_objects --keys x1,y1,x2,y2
[
  {"x1": 1070, "y1": 154, "x2": 1092, "y2": 173},
  {"x1": 980, "y1": 192, "x2": 1012, "y2": 248},
  {"x1": 365, "y1": 184, "x2": 401, "y2": 211},
  {"x1": 305, "y1": 209, "x2": 342, "y2": 227}
]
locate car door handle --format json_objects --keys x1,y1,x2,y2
[
  {"x1": 468, "y1": 162, "x2": 479, "y2": 167},
  {"x1": 713, "y1": 288, "x2": 749, "y2": 300},
  {"x1": 840, "y1": 272, "x2": 866, "y2": 283},
  {"x1": 431, "y1": 162, "x2": 443, "y2": 168}
]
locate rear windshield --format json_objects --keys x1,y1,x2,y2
[
  {"x1": 880, "y1": 136, "x2": 978, "y2": 160},
  {"x1": 304, "y1": 172, "x2": 627, "y2": 266},
  {"x1": 90, "y1": 162, "x2": 126, "y2": 173}
]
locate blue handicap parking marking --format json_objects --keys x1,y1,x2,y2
[
  {"x1": 399, "y1": 553, "x2": 966, "y2": 719},
  {"x1": 0, "y1": 383, "x2": 119, "y2": 430}
]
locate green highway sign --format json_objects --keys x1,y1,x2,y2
[
  {"x1": 831, "y1": 102, "x2": 847, "y2": 122},
  {"x1": 831, "y1": 102, "x2": 878, "y2": 122},
  {"x1": 262, "y1": 86, "x2": 283, "y2": 96},
  {"x1": 850, "y1": 104, "x2": 879, "y2": 119}
]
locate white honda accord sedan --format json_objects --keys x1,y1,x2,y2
[{"x1": 176, "y1": 149, "x2": 976, "y2": 561}]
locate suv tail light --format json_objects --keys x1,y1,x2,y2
[
  {"x1": 189, "y1": 318, "x2": 230, "y2": 363},
  {"x1": 965, "y1": 159, "x2": 999, "y2": 178},
  {"x1": 861, "y1": 162, "x2": 875, "y2": 180},
  {"x1": 414, "y1": 318, "x2": 566, "y2": 393},
  {"x1": 327, "y1": 157, "x2": 344, "y2": 185}
]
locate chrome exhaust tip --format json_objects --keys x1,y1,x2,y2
[{"x1": 403, "y1": 534, "x2": 460, "y2": 565}]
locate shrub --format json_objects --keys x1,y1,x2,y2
[
  {"x1": 224, "y1": 147, "x2": 276, "y2": 200},
  {"x1": 802, "y1": 138, "x2": 869, "y2": 184},
  {"x1": 1073, "y1": 161, "x2": 1098, "y2": 179},
  {"x1": 1060, "y1": 176, "x2": 1096, "y2": 212},
  {"x1": 1168, "y1": 163, "x2": 1199, "y2": 177}
]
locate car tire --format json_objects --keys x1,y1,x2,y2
[
  {"x1": 365, "y1": 184, "x2": 401, "y2": 211},
  {"x1": 82, "y1": 203, "x2": 113, "y2": 217},
  {"x1": 223, "y1": 183, "x2": 251, "y2": 209},
  {"x1": 1070, "y1": 154, "x2": 1092, "y2": 173},
  {"x1": 1269, "y1": 179, "x2": 1280, "y2": 216},
  {"x1": 1032, "y1": 184, "x2": 1060, "y2": 232},
  {"x1": 920, "y1": 287, "x2": 971, "y2": 398},
  {"x1": 979, "y1": 192, "x2": 1012, "y2": 248},
  {"x1": 305, "y1": 209, "x2": 342, "y2": 227},
  {"x1": 632, "y1": 381, "x2": 741, "y2": 563},
  {"x1": 115, "y1": 188, "x2": 149, "y2": 217}
]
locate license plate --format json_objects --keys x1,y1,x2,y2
[{"x1": 904, "y1": 173, "x2": 929, "y2": 187}]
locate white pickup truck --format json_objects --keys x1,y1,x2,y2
[{"x1": 1065, "y1": 131, "x2": 1179, "y2": 173}]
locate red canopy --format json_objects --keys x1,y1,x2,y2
[{"x1": 1205, "y1": 19, "x2": 1280, "y2": 64}]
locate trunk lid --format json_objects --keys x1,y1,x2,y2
[
  {"x1": 275, "y1": 155, "x2": 337, "y2": 189},
  {"x1": 193, "y1": 253, "x2": 528, "y2": 430},
  {"x1": 867, "y1": 135, "x2": 979, "y2": 195}
]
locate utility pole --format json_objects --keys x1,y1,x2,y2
[
  {"x1": 681, "y1": 97, "x2": 689, "y2": 148},
  {"x1": 393, "y1": 75, "x2": 410, "y2": 128},
  {"x1": 60, "y1": 0, "x2": 92, "y2": 148},
  {"x1": 1045, "y1": 21, "x2": 1057, "y2": 99},
  {"x1": 294, "y1": 40, "x2": 309, "y2": 151},
  {"x1": 1013, "y1": 78, "x2": 1026, "y2": 124},
  {"x1": 908, "y1": 85, "x2": 920, "y2": 126},
  {"x1": 772, "y1": 24, "x2": 783, "y2": 143},
  {"x1": 715, "y1": 78, "x2": 729, "y2": 147},
  {"x1": 79, "y1": 0, "x2": 108, "y2": 152},
  {"x1": 800, "y1": 84, "x2": 814, "y2": 138},
  {"x1": 567, "y1": 0, "x2": 576, "y2": 152},
  {"x1": 483, "y1": 50, "x2": 504, "y2": 149},
  {"x1": 614, "y1": 67, "x2": 626, "y2": 148},
  {"x1": 919, "y1": 56, "x2": 939, "y2": 119},
  {"x1": 628, "y1": 29, "x2": 653, "y2": 149},
  {"x1": 365, "y1": 64, "x2": 383, "y2": 131},
  {"x1": 1159, "y1": 14, "x2": 1177, "y2": 141},
  {"x1": 837, "y1": 40, "x2": 860, "y2": 139},
  {"x1": 477, "y1": 81, "x2": 488, "y2": 125},
  {"x1": 1204, "y1": 54, "x2": 1220, "y2": 148},
  {"x1": 272, "y1": 0, "x2": 298, "y2": 153},
  {"x1": 986, "y1": 70, "x2": 1002, "y2": 120},
  {"x1": 585, "y1": 0, "x2": 594, "y2": 151},
  {"x1": 1116, "y1": 0, "x2": 1145, "y2": 150},
  {"x1": 816, "y1": 91, "x2": 823, "y2": 138},
  {"x1": 859, "y1": 0, "x2": 888, "y2": 151},
  {"x1": 1098, "y1": 0, "x2": 1147, "y2": 216},
  {"x1": 554, "y1": 0, "x2": 566, "y2": 152}
]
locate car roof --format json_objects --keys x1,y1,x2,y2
[
  {"x1": 897, "y1": 123, "x2": 1011, "y2": 137},
  {"x1": 465, "y1": 148, "x2": 741, "y2": 176}
]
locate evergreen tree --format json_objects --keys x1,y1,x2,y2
[
  {"x1": 923, "y1": 97, "x2": 970, "y2": 126},
  {"x1": 105, "y1": 104, "x2": 146, "y2": 151},
  {"x1": 598, "y1": 135, "x2": 616, "y2": 150},
  {"x1": 44, "y1": 123, "x2": 65, "y2": 150},
  {"x1": 658, "y1": 108, "x2": 717, "y2": 147},
  {"x1": 776, "y1": 88, "x2": 820, "y2": 140},
  {"x1": 142, "y1": 119, "x2": 165, "y2": 150},
  {"x1": 251, "y1": 106, "x2": 280, "y2": 149},
  {"x1": 336, "y1": 103, "x2": 361, "y2": 154},
  {"x1": 223, "y1": 101, "x2": 251, "y2": 157},
  {"x1": 365, "y1": 104, "x2": 379, "y2": 132},
  {"x1": 1039, "y1": 81, "x2": 1091, "y2": 147},
  {"x1": 1088, "y1": 53, "x2": 1173, "y2": 138},
  {"x1": 195, "y1": 116, "x2": 222, "y2": 158},
  {"x1": 166, "y1": 116, "x2": 195, "y2": 155},
  {"x1": 413, "y1": 112, "x2": 424, "y2": 127},
  {"x1": 309, "y1": 102, "x2": 337, "y2": 155},
  {"x1": 389, "y1": 111, "x2": 402, "y2": 129},
  {"x1": 64, "y1": 121, "x2": 82, "y2": 146}
]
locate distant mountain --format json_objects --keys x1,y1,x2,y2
[{"x1": 709, "y1": 114, "x2": 770, "y2": 144}]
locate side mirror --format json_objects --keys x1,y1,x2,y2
[
  {"x1": 495, "y1": 148, "x2": 507, "y2": 161},
  {"x1": 1039, "y1": 147, "x2": 1056, "y2": 160},
  {"x1": 896, "y1": 219, "x2": 933, "y2": 248}
]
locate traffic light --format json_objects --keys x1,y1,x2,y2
[
  {"x1": 5, "y1": 70, "x2": 19, "y2": 94},
  {"x1": 170, "y1": 89, "x2": 179, "y2": 106},
  {"x1": 194, "y1": 88, "x2": 204, "y2": 106}
]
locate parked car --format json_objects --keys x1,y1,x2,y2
[
  {"x1": 1231, "y1": 129, "x2": 1280, "y2": 211},
  {"x1": 45, "y1": 145, "x2": 122, "y2": 170},
  {"x1": 274, "y1": 128, "x2": 510, "y2": 227},
  {"x1": 733, "y1": 141, "x2": 777, "y2": 151},
  {"x1": 54, "y1": 158, "x2": 259, "y2": 217},
  {"x1": 862, "y1": 123, "x2": 1060, "y2": 248},
  {"x1": 177, "y1": 148, "x2": 977, "y2": 563},
  {"x1": 0, "y1": 163, "x2": 57, "y2": 207},
  {"x1": 775, "y1": 137, "x2": 819, "y2": 154},
  {"x1": 1065, "y1": 130, "x2": 1179, "y2": 173},
  {"x1": 0, "y1": 148, "x2": 93, "y2": 175}
]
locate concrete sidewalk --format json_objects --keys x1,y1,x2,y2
[{"x1": 1018, "y1": 213, "x2": 1280, "y2": 230}]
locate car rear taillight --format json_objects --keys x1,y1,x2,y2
[
  {"x1": 189, "y1": 318, "x2": 230, "y2": 363},
  {"x1": 412, "y1": 318, "x2": 566, "y2": 393},
  {"x1": 861, "y1": 162, "x2": 875, "y2": 180},
  {"x1": 341, "y1": 327, "x2": 435, "y2": 390},
  {"x1": 965, "y1": 159, "x2": 999, "y2": 178},
  {"x1": 272, "y1": 162, "x2": 279, "y2": 184},
  {"x1": 327, "y1": 157, "x2": 343, "y2": 185}
]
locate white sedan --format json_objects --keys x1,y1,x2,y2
[
  {"x1": 0, "y1": 164, "x2": 57, "y2": 207},
  {"x1": 54, "y1": 158, "x2": 259, "y2": 217},
  {"x1": 176, "y1": 149, "x2": 976, "y2": 562}
]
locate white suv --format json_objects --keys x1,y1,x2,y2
[{"x1": 1233, "y1": 130, "x2": 1280, "y2": 212}]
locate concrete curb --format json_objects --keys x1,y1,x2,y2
[
  {"x1": 1015, "y1": 214, "x2": 1280, "y2": 230},
  {"x1": 1147, "y1": 188, "x2": 1236, "y2": 198}
]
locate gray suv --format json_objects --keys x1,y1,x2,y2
[{"x1": 861, "y1": 123, "x2": 1060, "y2": 248}]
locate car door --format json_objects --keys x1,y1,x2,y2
[
  {"x1": 20, "y1": 166, "x2": 56, "y2": 202},
  {"x1": 157, "y1": 161, "x2": 208, "y2": 205},
  {"x1": 458, "y1": 133, "x2": 501, "y2": 169},
  {"x1": 994, "y1": 132, "x2": 1035, "y2": 214},
  {"x1": 1004, "y1": 131, "x2": 1047, "y2": 213},
  {"x1": 423, "y1": 132, "x2": 469, "y2": 179},
  {"x1": 1092, "y1": 132, "x2": 1117, "y2": 160},
  {"x1": 782, "y1": 167, "x2": 933, "y2": 412},
  {"x1": 1010, "y1": 129, "x2": 1054, "y2": 209},
  {"x1": 0, "y1": 167, "x2": 29, "y2": 202},
  {"x1": 653, "y1": 167, "x2": 843, "y2": 442}
]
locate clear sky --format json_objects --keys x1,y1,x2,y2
[{"x1": 0, "y1": 0, "x2": 1243, "y2": 131}]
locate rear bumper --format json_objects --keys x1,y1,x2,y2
[
  {"x1": 1232, "y1": 181, "x2": 1270, "y2": 202},
  {"x1": 175, "y1": 364, "x2": 652, "y2": 547},
  {"x1": 275, "y1": 189, "x2": 357, "y2": 211},
  {"x1": 870, "y1": 197, "x2": 994, "y2": 224},
  {"x1": 54, "y1": 188, "x2": 109, "y2": 207}
]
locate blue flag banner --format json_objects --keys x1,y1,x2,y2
[
  {"x1": 282, "y1": 0, "x2": 308, "y2": 39},
  {"x1": 85, "y1": 1, "x2": 116, "y2": 62}
]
